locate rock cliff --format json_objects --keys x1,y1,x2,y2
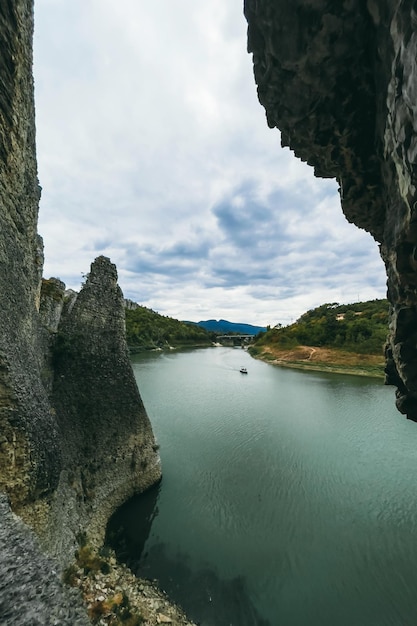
[
  {"x1": 0, "y1": 0, "x2": 161, "y2": 571},
  {"x1": 244, "y1": 0, "x2": 417, "y2": 420},
  {"x1": 49, "y1": 256, "x2": 161, "y2": 554},
  {"x1": 0, "y1": 494, "x2": 90, "y2": 626}
]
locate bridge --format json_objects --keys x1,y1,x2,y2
[{"x1": 216, "y1": 334, "x2": 255, "y2": 345}]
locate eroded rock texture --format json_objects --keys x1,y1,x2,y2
[
  {"x1": 0, "y1": 0, "x2": 61, "y2": 511},
  {"x1": 0, "y1": 494, "x2": 89, "y2": 626},
  {"x1": 0, "y1": 0, "x2": 161, "y2": 565},
  {"x1": 49, "y1": 256, "x2": 161, "y2": 553},
  {"x1": 244, "y1": 0, "x2": 417, "y2": 420}
]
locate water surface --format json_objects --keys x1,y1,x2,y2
[{"x1": 108, "y1": 347, "x2": 417, "y2": 625}]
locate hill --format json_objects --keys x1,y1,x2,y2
[
  {"x1": 192, "y1": 319, "x2": 267, "y2": 335},
  {"x1": 126, "y1": 305, "x2": 213, "y2": 351},
  {"x1": 249, "y1": 299, "x2": 389, "y2": 377}
]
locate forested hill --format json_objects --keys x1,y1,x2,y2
[
  {"x1": 253, "y1": 299, "x2": 389, "y2": 355},
  {"x1": 125, "y1": 305, "x2": 213, "y2": 350}
]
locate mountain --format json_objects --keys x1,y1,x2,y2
[{"x1": 193, "y1": 319, "x2": 267, "y2": 335}]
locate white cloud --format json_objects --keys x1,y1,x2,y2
[{"x1": 33, "y1": 0, "x2": 386, "y2": 326}]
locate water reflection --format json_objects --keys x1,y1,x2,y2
[
  {"x1": 106, "y1": 483, "x2": 160, "y2": 563},
  {"x1": 107, "y1": 490, "x2": 270, "y2": 626},
  {"x1": 137, "y1": 543, "x2": 270, "y2": 626}
]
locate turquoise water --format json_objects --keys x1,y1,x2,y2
[{"x1": 108, "y1": 347, "x2": 417, "y2": 625}]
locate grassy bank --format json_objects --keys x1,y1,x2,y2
[{"x1": 249, "y1": 344, "x2": 385, "y2": 378}]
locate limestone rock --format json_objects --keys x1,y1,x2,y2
[
  {"x1": 0, "y1": 0, "x2": 62, "y2": 509},
  {"x1": 244, "y1": 0, "x2": 417, "y2": 420},
  {"x1": 0, "y1": 0, "x2": 161, "y2": 565},
  {"x1": 0, "y1": 494, "x2": 89, "y2": 626},
  {"x1": 39, "y1": 277, "x2": 66, "y2": 333},
  {"x1": 50, "y1": 256, "x2": 161, "y2": 550}
]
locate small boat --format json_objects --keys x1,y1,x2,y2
[{"x1": 240, "y1": 367, "x2": 248, "y2": 374}]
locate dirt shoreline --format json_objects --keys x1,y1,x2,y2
[{"x1": 250, "y1": 345, "x2": 385, "y2": 379}]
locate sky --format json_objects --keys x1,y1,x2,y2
[{"x1": 32, "y1": 0, "x2": 387, "y2": 327}]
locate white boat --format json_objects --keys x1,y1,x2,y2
[{"x1": 240, "y1": 367, "x2": 248, "y2": 374}]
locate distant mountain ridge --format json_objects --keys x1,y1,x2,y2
[{"x1": 192, "y1": 319, "x2": 267, "y2": 335}]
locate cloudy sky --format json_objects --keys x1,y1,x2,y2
[{"x1": 33, "y1": 0, "x2": 386, "y2": 326}]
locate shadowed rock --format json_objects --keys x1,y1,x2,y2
[
  {"x1": 244, "y1": 0, "x2": 417, "y2": 420},
  {"x1": 49, "y1": 256, "x2": 161, "y2": 552}
]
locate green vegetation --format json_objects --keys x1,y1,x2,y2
[
  {"x1": 87, "y1": 590, "x2": 143, "y2": 626},
  {"x1": 253, "y1": 299, "x2": 389, "y2": 355},
  {"x1": 63, "y1": 541, "x2": 144, "y2": 625},
  {"x1": 125, "y1": 305, "x2": 214, "y2": 351}
]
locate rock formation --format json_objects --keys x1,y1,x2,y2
[
  {"x1": 49, "y1": 256, "x2": 161, "y2": 553},
  {"x1": 244, "y1": 0, "x2": 417, "y2": 420},
  {"x1": 0, "y1": 494, "x2": 90, "y2": 626},
  {"x1": 0, "y1": 0, "x2": 161, "y2": 570}
]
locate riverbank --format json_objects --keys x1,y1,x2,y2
[
  {"x1": 0, "y1": 488, "x2": 195, "y2": 626},
  {"x1": 66, "y1": 545, "x2": 197, "y2": 626},
  {"x1": 129, "y1": 342, "x2": 213, "y2": 354},
  {"x1": 249, "y1": 344, "x2": 385, "y2": 378}
]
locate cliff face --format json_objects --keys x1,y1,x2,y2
[
  {"x1": 49, "y1": 256, "x2": 161, "y2": 552},
  {"x1": 0, "y1": 0, "x2": 62, "y2": 512},
  {"x1": 0, "y1": 0, "x2": 161, "y2": 563},
  {"x1": 244, "y1": 0, "x2": 417, "y2": 420},
  {"x1": 0, "y1": 494, "x2": 90, "y2": 626}
]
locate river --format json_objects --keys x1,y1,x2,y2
[{"x1": 107, "y1": 346, "x2": 417, "y2": 626}]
